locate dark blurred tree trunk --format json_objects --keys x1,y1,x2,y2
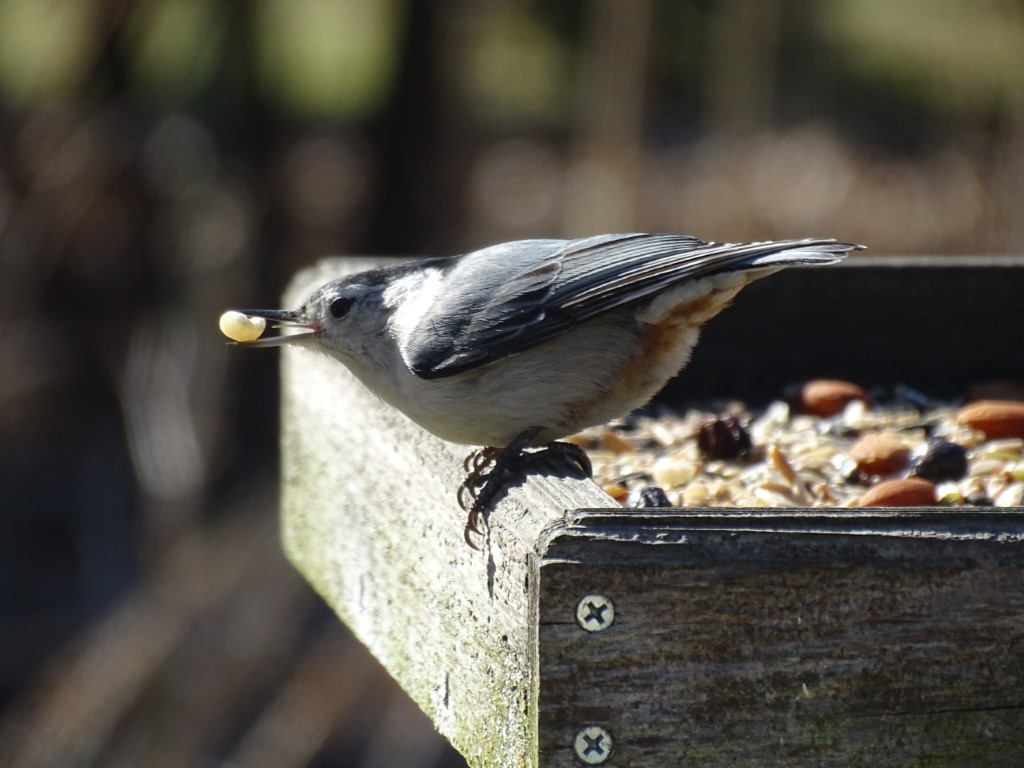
[
  {"x1": 994, "y1": 94, "x2": 1024, "y2": 252},
  {"x1": 367, "y1": 0, "x2": 471, "y2": 255},
  {"x1": 564, "y1": 0, "x2": 651, "y2": 236},
  {"x1": 706, "y1": 0, "x2": 782, "y2": 135}
]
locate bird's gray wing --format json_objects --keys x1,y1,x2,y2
[{"x1": 405, "y1": 233, "x2": 855, "y2": 379}]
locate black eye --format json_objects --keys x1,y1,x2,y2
[{"x1": 329, "y1": 296, "x2": 354, "y2": 318}]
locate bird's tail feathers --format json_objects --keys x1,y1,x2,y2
[{"x1": 747, "y1": 239, "x2": 863, "y2": 269}]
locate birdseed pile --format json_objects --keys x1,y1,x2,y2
[{"x1": 569, "y1": 380, "x2": 1024, "y2": 510}]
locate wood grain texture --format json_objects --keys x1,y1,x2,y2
[
  {"x1": 278, "y1": 258, "x2": 614, "y2": 768},
  {"x1": 536, "y1": 510, "x2": 1024, "y2": 766}
]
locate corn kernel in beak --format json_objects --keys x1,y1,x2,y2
[{"x1": 219, "y1": 310, "x2": 267, "y2": 343}]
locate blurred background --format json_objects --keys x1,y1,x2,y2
[{"x1": 1, "y1": 1, "x2": 1022, "y2": 766}]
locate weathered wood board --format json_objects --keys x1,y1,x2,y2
[{"x1": 536, "y1": 511, "x2": 1024, "y2": 766}]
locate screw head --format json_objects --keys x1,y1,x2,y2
[
  {"x1": 576, "y1": 594, "x2": 615, "y2": 632},
  {"x1": 574, "y1": 725, "x2": 613, "y2": 764}
]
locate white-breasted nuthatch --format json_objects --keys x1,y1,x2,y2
[{"x1": 228, "y1": 233, "x2": 861, "y2": 542}]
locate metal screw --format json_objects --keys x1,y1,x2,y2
[
  {"x1": 574, "y1": 725, "x2": 613, "y2": 764},
  {"x1": 576, "y1": 594, "x2": 615, "y2": 632}
]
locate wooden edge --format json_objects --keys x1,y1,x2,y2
[{"x1": 538, "y1": 507, "x2": 1024, "y2": 558}]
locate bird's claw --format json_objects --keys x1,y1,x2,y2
[
  {"x1": 458, "y1": 448, "x2": 500, "y2": 510},
  {"x1": 551, "y1": 440, "x2": 593, "y2": 478},
  {"x1": 459, "y1": 448, "x2": 505, "y2": 549},
  {"x1": 457, "y1": 430, "x2": 592, "y2": 549},
  {"x1": 458, "y1": 430, "x2": 543, "y2": 547},
  {"x1": 462, "y1": 446, "x2": 500, "y2": 475}
]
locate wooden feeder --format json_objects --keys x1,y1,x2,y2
[{"x1": 279, "y1": 256, "x2": 1024, "y2": 768}]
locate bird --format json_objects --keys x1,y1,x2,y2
[{"x1": 227, "y1": 233, "x2": 861, "y2": 544}]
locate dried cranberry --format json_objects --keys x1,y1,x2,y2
[{"x1": 697, "y1": 416, "x2": 752, "y2": 460}]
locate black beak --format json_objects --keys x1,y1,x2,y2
[{"x1": 230, "y1": 308, "x2": 319, "y2": 347}]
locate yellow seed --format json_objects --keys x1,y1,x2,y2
[
  {"x1": 813, "y1": 482, "x2": 836, "y2": 503},
  {"x1": 682, "y1": 483, "x2": 711, "y2": 506},
  {"x1": 598, "y1": 428, "x2": 635, "y2": 454},
  {"x1": 768, "y1": 445, "x2": 799, "y2": 487},
  {"x1": 756, "y1": 481, "x2": 803, "y2": 506},
  {"x1": 651, "y1": 455, "x2": 698, "y2": 488},
  {"x1": 938, "y1": 490, "x2": 965, "y2": 505},
  {"x1": 219, "y1": 311, "x2": 266, "y2": 343},
  {"x1": 602, "y1": 483, "x2": 630, "y2": 503},
  {"x1": 995, "y1": 482, "x2": 1024, "y2": 507}
]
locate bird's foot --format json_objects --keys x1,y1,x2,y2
[
  {"x1": 458, "y1": 429, "x2": 592, "y2": 548},
  {"x1": 526, "y1": 440, "x2": 593, "y2": 478}
]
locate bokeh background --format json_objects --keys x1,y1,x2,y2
[{"x1": 1, "y1": 1, "x2": 1022, "y2": 766}]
